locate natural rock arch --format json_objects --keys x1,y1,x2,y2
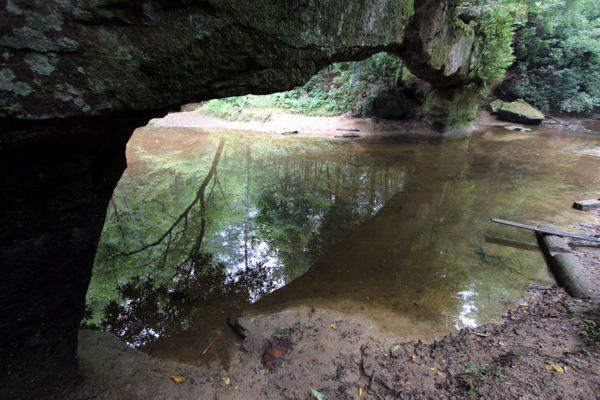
[{"x1": 0, "y1": 0, "x2": 478, "y2": 396}]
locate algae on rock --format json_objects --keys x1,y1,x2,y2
[
  {"x1": 498, "y1": 100, "x2": 545, "y2": 125},
  {"x1": 421, "y1": 83, "x2": 481, "y2": 130}
]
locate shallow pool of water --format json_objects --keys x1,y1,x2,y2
[{"x1": 87, "y1": 124, "x2": 600, "y2": 362}]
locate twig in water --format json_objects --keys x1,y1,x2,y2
[{"x1": 202, "y1": 338, "x2": 219, "y2": 355}]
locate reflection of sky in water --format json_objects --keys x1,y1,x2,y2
[{"x1": 455, "y1": 289, "x2": 478, "y2": 329}]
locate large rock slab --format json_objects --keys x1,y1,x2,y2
[{"x1": 498, "y1": 100, "x2": 544, "y2": 125}]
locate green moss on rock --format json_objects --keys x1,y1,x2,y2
[
  {"x1": 422, "y1": 83, "x2": 481, "y2": 130},
  {"x1": 498, "y1": 99, "x2": 544, "y2": 125},
  {"x1": 489, "y1": 99, "x2": 503, "y2": 114}
]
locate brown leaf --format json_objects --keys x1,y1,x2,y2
[
  {"x1": 169, "y1": 374, "x2": 186, "y2": 383},
  {"x1": 547, "y1": 364, "x2": 564, "y2": 372},
  {"x1": 202, "y1": 337, "x2": 219, "y2": 355}
]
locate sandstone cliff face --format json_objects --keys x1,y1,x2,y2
[
  {"x1": 0, "y1": 0, "x2": 415, "y2": 120},
  {"x1": 0, "y1": 0, "x2": 477, "y2": 396},
  {"x1": 0, "y1": 0, "x2": 474, "y2": 124}
]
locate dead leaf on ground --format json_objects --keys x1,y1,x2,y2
[
  {"x1": 547, "y1": 364, "x2": 564, "y2": 372},
  {"x1": 369, "y1": 336, "x2": 382, "y2": 343},
  {"x1": 168, "y1": 375, "x2": 186, "y2": 383},
  {"x1": 312, "y1": 357, "x2": 321, "y2": 365}
]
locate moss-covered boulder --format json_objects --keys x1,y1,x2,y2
[
  {"x1": 371, "y1": 92, "x2": 409, "y2": 119},
  {"x1": 489, "y1": 99, "x2": 504, "y2": 114},
  {"x1": 498, "y1": 100, "x2": 544, "y2": 125},
  {"x1": 421, "y1": 83, "x2": 481, "y2": 130}
]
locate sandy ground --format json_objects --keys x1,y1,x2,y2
[
  {"x1": 59, "y1": 111, "x2": 600, "y2": 399},
  {"x1": 154, "y1": 108, "x2": 558, "y2": 137},
  {"x1": 154, "y1": 109, "x2": 444, "y2": 137}
]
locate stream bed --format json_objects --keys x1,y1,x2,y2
[{"x1": 86, "y1": 124, "x2": 600, "y2": 366}]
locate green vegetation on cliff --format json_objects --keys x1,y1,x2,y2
[
  {"x1": 198, "y1": 53, "x2": 403, "y2": 120},
  {"x1": 498, "y1": 0, "x2": 600, "y2": 114},
  {"x1": 198, "y1": 0, "x2": 598, "y2": 124},
  {"x1": 468, "y1": 3, "x2": 522, "y2": 86}
]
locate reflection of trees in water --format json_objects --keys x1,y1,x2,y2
[
  {"x1": 95, "y1": 255, "x2": 275, "y2": 347},
  {"x1": 87, "y1": 138, "x2": 275, "y2": 345},
  {"x1": 88, "y1": 133, "x2": 405, "y2": 344},
  {"x1": 254, "y1": 154, "x2": 405, "y2": 283}
]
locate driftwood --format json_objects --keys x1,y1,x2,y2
[
  {"x1": 491, "y1": 218, "x2": 593, "y2": 298},
  {"x1": 543, "y1": 115, "x2": 564, "y2": 124},
  {"x1": 491, "y1": 218, "x2": 600, "y2": 242},
  {"x1": 536, "y1": 224, "x2": 592, "y2": 299}
]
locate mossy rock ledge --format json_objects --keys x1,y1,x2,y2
[{"x1": 498, "y1": 100, "x2": 544, "y2": 125}]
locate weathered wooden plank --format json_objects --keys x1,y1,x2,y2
[
  {"x1": 491, "y1": 218, "x2": 600, "y2": 242},
  {"x1": 532, "y1": 223, "x2": 592, "y2": 298},
  {"x1": 572, "y1": 199, "x2": 600, "y2": 211}
]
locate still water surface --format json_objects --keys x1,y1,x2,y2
[{"x1": 87, "y1": 125, "x2": 600, "y2": 360}]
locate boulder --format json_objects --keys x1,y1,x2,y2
[
  {"x1": 371, "y1": 92, "x2": 409, "y2": 119},
  {"x1": 421, "y1": 83, "x2": 481, "y2": 130},
  {"x1": 498, "y1": 100, "x2": 544, "y2": 125},
  {"x1": 489, "y1": 99, "x2": 504, "y2": 114},
  {"x1": 503, "y1": 125, "x2": 532, "y2": 132}
]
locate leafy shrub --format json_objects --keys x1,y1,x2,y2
[
  {"x1": 469, "y1": 4, "x2": 520, "y2": 86},
  {"x1": 197, "y1": 53, "x2": 403, "y2": 119},
  {"x1": 499, "y1": 0, "x2": 600, "y2": 114}
]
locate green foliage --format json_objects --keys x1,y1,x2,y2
[
  {"x1": 463, "y1": 362, "x2": 493, "y2": 393},
  {"x1": 580, "y1": 319, "x2": 600, "y2": 346},
  {"x1": 197, "y1": 52, "x2": 403, "y2": 119},
  {"x1": 469, "y1": 4, "x2": 520, "y2": 86},
  {"x1": 500, "y1": 0, "x2": 600, "y2": 113}
]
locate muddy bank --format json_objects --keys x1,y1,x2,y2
[
  {"x1": 64, "y1": 202, "x2": 600, "y2": 400},
  {"x1": 65, "y1": 286, "x2": 600, "y2": 399},
  {"x1": 156, "y1": 108, "x2": 597, "y2": 138}
]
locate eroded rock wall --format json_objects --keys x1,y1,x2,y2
[
  {"x1": 0, "y1": 0, "x2": 477, "y2": 396},
  {"x1": 0, "y1": 0, "x2": 415, "y2": 120}
]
